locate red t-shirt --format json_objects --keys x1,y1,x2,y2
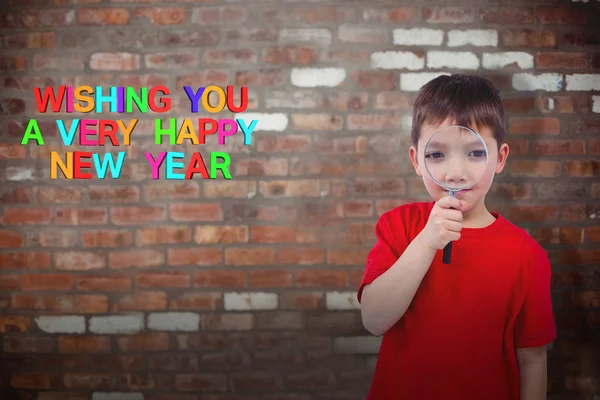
[{"x1": 358, "y1": 201, "x2": 556, "y2": 400}]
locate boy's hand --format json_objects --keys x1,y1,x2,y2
[{"x1": 421, "y1": 196, "x2": 467, "y2": 250}]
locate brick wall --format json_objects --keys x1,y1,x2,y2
[{"x1": 1, "y1": 1, "x2": 599, "y2": 399}]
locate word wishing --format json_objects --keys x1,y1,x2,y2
[{"x1": 20, "y1": 85, "x2": 257, "y2": 180}]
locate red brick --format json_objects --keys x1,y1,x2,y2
[
  {"x1": 63, "y1": 373, "x2": 116, "y2": 390},
  {"x1": 535, "y1": 52, "x2": 588, "y2": 69},
  {"x1": 77, "y1": 275, "x2": 131, "y2": 292},
  {"x1": 0, "y1": 274, "x2": 20, "y2": 290},
  {"x1": 169, "y1": 248, "x2": 223, "y2": 266},
  {"x1": 260, "y1": 180, "x2": 326, "y2": 198},
  {"x1": 531, "y1": 227, "x2": 584, "y2": 245},
  {"x1": 77, "y1": 8, "x2": 130, "y2": 25},
  {"x1": 118, "y1": 333, "x2": 170, "y2": 352},
  {"x1": 234, "y1": 69, "x2": 283, "y2": 86},
  {"x1": 0, "y1": 316, "x2": 30, "y2": 333},
  {"x1": 536, "y1": 6, "x2": 588, "y2": 25},
  {"x1": 587, "y1": 227, "x2": 600, "y2": 243},
  {"x1": 507, "y1": 205, "x2": 559, "y2": 222},
  {"x1": 169, "y1": 203, "x2": 223, "y2": 222},
  {"x1": 82, "y1": 229, "x2": 133, "y2": 248},
  {"x1": 137, "y1": 272, "x2": 190, "y2": 289},
  {"x1": 56, "y1": 295, "x2": 109, "y2": 314},
  {"x1": 256, "y1": 135, "x2": 311, "y2": 153},
  {"x1": 363, "y1": 7, "x2": 418, "y2": 23},
  {"x1": 0, "y1": 143, "x2": 26, "y2": 159},
  {"x1": 3, "y1": 208, "x2": 52, "y2": 224},
  {"x1": 251, "y1": 226, "x2": 297, "y2": 243},
  {"x1": 114, "y1": 291, "x2": 168, "y2": 312},
  {"x1": 235, "y1": 158, "x2": 288, "y2": 177},
  {"x1": 559, "y1": 249, "x2": 600, "y2": 266},
  {"x1": 566, "y1": 161, "x2": 599, "y2": 177},
  {"x1": 351, "y1": 70, "x2": 397, "y2": 90},
  {"x1": 249, "y1": 270, "x2": 293, "y2": 288},
  {"x1": 171, "y1": 293, "x2": 220, "y2": 310},
  {"x1": 3, "y1": 335, "x2": 54, "y2": 352},
  {"x1": 6, "y1": 32, "x2": 55, "y2": 49},
  {"x1": 0, "y1": 55, "x2": 27, "y2": 70},
  {"x1": 54, "y1": 251, "x2": 106, "y2": 271},
  {"x1": 176, "y1": 373, "x2": 228, "y2": 392},
  {"x1": 58, "y1": 336, "x2": 111, "y2": 353},
  {"x1": 111, "y1": 206, "x2": 165, "y2": 225},
  {"x1": 193, "y1": 271, "x2": 247, "y2": 288},
  {"x1": 501, "y1": 30, "x2": 556, "y2": 47},
  {"x1": 88, "y1": 185, "x2": 140, "y2": 203},
  {"x1": 327, "y1": 249, "x2": 369, "y2": 265},
  {"x1": 225, "y1": 248, "x2": 277, "y2": 266},
  {"x1": 295, "y1": 269, "x2": 349, "y2": 288},
  {"x1": 32, "y1": 186, "x2": 81, "y2": 203},
  {"x1": 204, "y1": 49, "x2": 256, "y2": 65},
  {"x1": 54, "y1": 207, "x2": 107, "y2": 225},
  {"x1": 532, "y1": 139, "x2": 584, "y2": 155},
  {"x1": 0, "y1": 187, "x2": 30, "y2": 203},
  {"x1": 135, "y1": 226, "x2": 191, "y2": 246},
  {"x1": 134, "y1": 7, "x2": 188, "y2": 25},
  {"x1": 264, "y1": 46, "x2": 317, "y2": 65},
  {"x1": 144, "y1": 182, "x2": 200, "y2": 201},
  {"x1": 480, "y1": 8, "x2": 534, "y2": 24},
  {"x1": 280, "y1": 292, "x2": 323, "y2": 309},
  {"x1": 109, "y1": 249, "x2": 164, "y2": 269},
  {"x1": 422, "y1": 7, "x2": 475, "y2": 23},
  {"x1": 508, "y1": 160, "x2": 562, "y2": 177},
  {"x1": 22, "y1": 273, "x2": 74, "y2": 291},
  {"x1": 563, "y1": 32, "x2": 600, "y2": 47},
  {"x1": 509, "y1": 117, "x2": 560, "y2": 135},
  {"x1": 11, "y1": 373, "x2": 60, "y2": 389},
  {"x1": 0, "y1": 252, "x2": 50, "y2": 270}
]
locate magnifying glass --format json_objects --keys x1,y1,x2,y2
[{"x1": 422, "y1": 125, "x2": 489, "y2": 264}]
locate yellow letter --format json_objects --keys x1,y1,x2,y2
[
  {"x1": 201, "y1": 86, "x2": 226, "y2": 113},
  {"x1": 74, "y1": 86, "x2": 94, "y2": 113},
  {"x1": 50, "y1": 151, "x2": 73, "y2": 179}
]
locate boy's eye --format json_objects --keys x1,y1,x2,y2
[
  {"x1": 425, "y1": 152, "x2": 444, "y2": 159},
  {"x1": 469, "y1": 150, "x2": 486, "y2": 158}
]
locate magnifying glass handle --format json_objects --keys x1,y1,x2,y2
[{"x1": 442, "y1": 190, "x2": 456, "y2": 264}]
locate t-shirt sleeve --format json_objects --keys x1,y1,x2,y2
[
  {"x1": 357, "y1": 211, "x2": 409, "y2": 303},
  {"x1": 514, "y1": 246, "x2": 557, "y2": 348}
]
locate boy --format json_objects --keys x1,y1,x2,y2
[{"x1": 358, "y1": 74, "x2": 556, "y2": 400}]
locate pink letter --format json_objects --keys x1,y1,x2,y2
[
  {"x1": 217, "y1": 119, "x2": 238, "y2": 145},
  {"x1": 79, "y1": 119, "x2": 98, "y2": 146},
  {"x1": 145, "y1": 152, "x2": 167, "y2": 180}
]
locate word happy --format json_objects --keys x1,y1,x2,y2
[{"x1": 20, "y1": 85, "x2": 257, "y2": 180}]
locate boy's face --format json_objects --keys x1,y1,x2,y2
[{"x1": 409, "y1": 119, "x2": 509, "y2": 212}]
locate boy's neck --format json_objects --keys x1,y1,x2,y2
[{"x1": 461, "y1": 198, "x2": 496, "y2": 229}]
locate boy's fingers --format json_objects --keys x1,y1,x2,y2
[
  {"x1": 437, "y1": 195, "x2": 462, "y2": 210},
  {"x1": 443, "y1": 209, "x2": 463, "y2": 222}
]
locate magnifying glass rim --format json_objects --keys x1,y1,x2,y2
[{"x1": 422, "y1": 124, "x2": 490, "y2": 192}]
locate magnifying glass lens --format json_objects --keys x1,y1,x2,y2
[{"x1": 422, "y1": 125, "x2": 489, "y2": 264}]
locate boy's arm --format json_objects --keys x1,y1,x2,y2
[
  {"x1": 517, "y1": 346, "x2": 548, "y2": 400},
  {"x1": 360, "y1": 230, "x2": 437, "y2": 336}
]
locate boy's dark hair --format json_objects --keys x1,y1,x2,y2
[{"x1": 411, "y1": 74, "x2": 507, "y2": 148}]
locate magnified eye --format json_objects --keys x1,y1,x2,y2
[
  {"x1": 425, "y1": 152, "x2": 444, "y2": 159},
  {"x1": 469, "y1": 150, "x2": 486, "y2": 158}
]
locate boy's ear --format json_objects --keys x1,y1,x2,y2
[
  {"x1": 409, "y1": 146, "x2": 422, "y2": 176},
  {"x1": 495, "y1": 143, "x2": 510, "y2": 174}
]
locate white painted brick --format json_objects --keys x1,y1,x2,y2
[
  {"x1": 482, "y1": 52, "x2": 533, "y2": 69},
  {"x1": 147, "y1": 312, "x2": 200, "y2": 332},
  {"x1": 370, "y1": 51, "x2": 424, "y2": 70},
  {"x1": 401, "y1": 115, "x2": 413, "y2": 131},
  {"x1": 326, "y1": 291, "x2": 360, "y2": 310},
  {"x1": 5, "y1": 167, "x2": 34, "y2": 181},
  {"x1": 334, "y1": 336, "x2": 382, "y2": 354},
  {"x1": 565, "y1": 74, "x2": 600, "y2": 91},
  {"x1": 399, "y1": 72, "x2": 451, "y2": 92},
  {"x1": 224, "y1": 292, "x2": 278, "y2": 311},
  {"x1": 427, "y1": 51, "x2": 479, "y2": 70},
  {"x1": 291, "y1": 67, "x2": 346, "y2": 88},
  {"x1": 89, "y1": 314, "x2": 143, "y2": 334},
  {"x1": 393, "y1": 28, "x2": 444, "y2": 46},
  {"x1": 278, "y1": 28, "x2": 332, "y2": 45},
  {"x1": 512, "y1": 73, "x2": 563, "y2": 92},
  {"x1": 92, "y1": 393, "x2": 144, "y2": 400},
  {"x1": 234, "y1": 113, "x2": 288, "y2": 132},
  {"x1": 447, "y1": 29, "x2": 498, "y2": 47},
  {"x1": 35, "y1": 316, "x2": 85, "y2": 334},
  {"x1": 592, "y1": 96, "x2": 600, "y2": 113}
]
